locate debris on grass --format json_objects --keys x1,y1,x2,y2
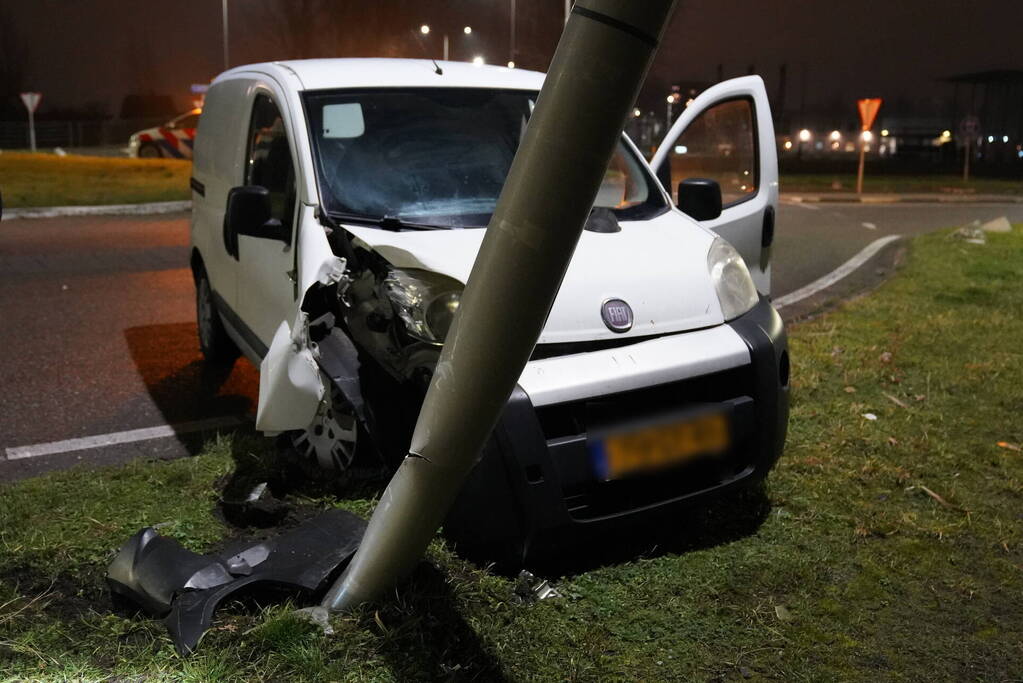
[
  {"x1": 514, "y1": 570, "x2": 562, "y2": 603},
  {"x1": 996, "y1": 441, "x2": 1020, "y2": 452},
  {"x1": 844, "y1": 386, "x2": 856, "y2": 393},
  {"x1": 774, "y1": 605, "x2": 794, "y2": 622},
  {"x1": 910, "y1": 485, "x2": 967, "y2": 513},
  {"x1": 951, "y1": 222, "x2": 986, "y2": 244},
  {"x1": 883, "y1": 392, "x2": 909, "y2": 409},
  {"x1": 292, "y1": 606, "x2": 334, "y2": 635},
  {"x1": 862, "y1": 413, "x2": 878, "y2": 421},
  {"x1": 980, "y1": 216, "x2": 1012, "y2": 233}
]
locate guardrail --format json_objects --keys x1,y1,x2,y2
[{"x1": 0, "y1": 118, "x2": 167, "y2": 150}]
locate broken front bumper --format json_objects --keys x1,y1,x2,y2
[{"x1": 444, "y1": 296, "x2": 789, "y2": 563}]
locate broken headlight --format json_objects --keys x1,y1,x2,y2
[
  {"x1": 707, "y1": 237, "x2": 759, "y2": 321},
  {"x1": 383, "y1": 268, "x2": 463, "y2": 344}
]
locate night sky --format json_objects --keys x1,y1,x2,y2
[{"x1": 1, "y1": 0, "x2": 1020, "y2": 128}]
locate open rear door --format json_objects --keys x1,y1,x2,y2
[{"x1": 650, "y1": 76, "x2": 778, "y2": 294}]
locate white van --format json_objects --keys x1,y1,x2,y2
[{"x1": 189, "y1": 58, "x2": 788, "y2": 559}]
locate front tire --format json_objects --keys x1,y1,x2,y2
[
  {"x1": 196, "y1": 271, "x2": 239, "y2": 366},
  {"x1": 137, "y1": 143, "x2": 161, "y2": 158},
  {"x1": 289, "y1": 380, "x2": 364, "y2": 477}
]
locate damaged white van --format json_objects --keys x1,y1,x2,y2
[{"x1": 189, "y1": 59, "x2": 788, "y2": 560}]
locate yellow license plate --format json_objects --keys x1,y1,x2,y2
[{"x1": 588, "y1": 411, "x2": 730, "y2": 481}]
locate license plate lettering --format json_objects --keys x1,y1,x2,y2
[{"x1": 590, "y1": 411, "x2": 730, "y2": 481}]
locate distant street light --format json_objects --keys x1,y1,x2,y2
[
  {"x1": 798, "y1": 129, "x2": 812, "y2": 142},
  {"x1": 420, "y1": 24, "x2": 474, "y2": 61},
  {"x1": 829, "y1": 130, "x2": 842, "y2": 141},
  {"x1": 861, "y1": 130, "x2": 873, "y2": 142},
  {"x1": 634, "y1": 108, "x2": 642, "y2": 117},
  {"x1": 507, "y1": 61, "x2": 516, "y2": 69},
  {"x1": 881, "y1": 129, "x2": 890, "y2": 137},
  {"x1": 473, "y1": 56, "x2": 485, "y2": 66}
]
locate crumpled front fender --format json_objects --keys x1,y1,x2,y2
[{"x1": 256, "y1": 312, "x2": 325, "y2": 434}]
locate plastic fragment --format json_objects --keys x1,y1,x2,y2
[{"x1": 514, "y1": 570, "x2": 562, "y2": 602}]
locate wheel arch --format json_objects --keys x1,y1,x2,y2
[{"x1": 190, "y1": 247, "x2": 205, "y2": 284}]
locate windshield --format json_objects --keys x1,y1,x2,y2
[{"x1": 304, "y1": 88, "x2": 667, "y2": 228}]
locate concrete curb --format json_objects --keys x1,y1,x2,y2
[
  {"x1": 783, "y1": 193, "x2": 1023, "y2": 205},
  {"x1": 3, "y1": 200, "x2": 192, "y2": 221}
]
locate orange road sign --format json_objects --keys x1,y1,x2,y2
[{"x1": 857, "y1": 98, "x2": 882, "y2": 131}]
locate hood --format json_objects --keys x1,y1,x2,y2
[
  {"x1": 131, "y1": 126, "x2": 162, "y2": 139},
  {"x1": 344, "y1": 210, "x2": 724, "y2": 344}
]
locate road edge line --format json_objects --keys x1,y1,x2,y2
[
  {"x1": 773, "y1": 234, "x2": 903, "y2": 309},
  {"x1": 3, "y1": 200, "x2": 192, "y2": 221},
  {"x1": 3, "y1": 416, "x2": 245, "y2": 461}
]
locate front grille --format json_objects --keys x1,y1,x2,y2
[
  {"x1": 535, "y1": 366, "x2": 756, "y2": 520},
  {"x1": 535, "y1": 365, "x2": 750, "y2": 440},
  {"x1": 529, "y1": 335, "x2": 657, "y2": 361}
]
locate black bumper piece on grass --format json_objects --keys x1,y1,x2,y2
[
  {"x1": 444, "y1": 296, "x2": 789, "y2": 564},
  {"x1": 107, "y1": 509, "x2": 365, "y2": 655}
]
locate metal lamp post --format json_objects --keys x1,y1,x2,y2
[{"x1": 323, "y1": 0, "x2": 679, "y2": 612}]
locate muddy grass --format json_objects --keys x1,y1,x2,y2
[{"x1": 1, "y1": 227, "x2": 1022, "y2": 681}]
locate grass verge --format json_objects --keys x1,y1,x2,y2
[
  {"x1": 0, "y1": 153, "x2": 190, "y2": 208},
  {"x1": 2, "y1": 227, "x2": 1022, "y2": 680},
  {"x1": 780, "y1": 173, "x2": 1023, "y2": 196}
]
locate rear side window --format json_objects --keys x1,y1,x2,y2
[{"x1": 246, "y1": 94, "x2": 297, "y2": 225}]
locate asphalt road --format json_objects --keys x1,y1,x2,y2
[{"x1": 2, "y1": 202, "x2": 1022, "y2": 480}]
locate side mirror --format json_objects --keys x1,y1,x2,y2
[
  {"x1": 224, "y1": 186, "x2": 290, "y2": 256},
  {"x1": 677, "y1": 178, "x2": 722, "y2": 221}
]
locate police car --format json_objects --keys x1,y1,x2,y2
[{"x1": 128, "y1": 109, "x2": 201, "y2": 159}]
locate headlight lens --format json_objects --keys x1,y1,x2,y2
[
  {"x1": 383, "y1": 268, "x2": 463, "y2": 344},
  {"x1": 707, "y1": 237, "x2": 759, "y2": 321}
]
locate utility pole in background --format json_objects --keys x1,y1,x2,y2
[
  {"x1": 221, "y1": 0, "x2": 229, "y2": 70},
  {"x1": 510, "y1": 0, "x2": 516, "y2": 66}
]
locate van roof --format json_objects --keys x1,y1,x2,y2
[{"x1": 217, "y1": 58, "x2": 546, "y2": 93}]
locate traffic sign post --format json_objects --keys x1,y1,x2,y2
[
  {"x1": 958, "y1": 115, "x2": 980, "y2": 183},
  {"x1": 19, "y1": 92, "x2": 42, "y2": 152},
  {"x1": 855, "y1": 98, "x2": 882, "y2": 194}
]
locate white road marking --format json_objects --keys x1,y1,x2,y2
[
  {"x1": 783, "y1": 199, "x2": 821, "y2": 210},
  {"x1": 3, "y1": 416, "x2": 245, "y2": 461},
  {"x1": 773, "y1": 234, "x2": 902, "y2": 309},
  {"x1": 862, "y1": 222, "x2": 877, "y2": 230},
  {"x1": 2, "y1": 200, "x2": 192, "y2": 221}
]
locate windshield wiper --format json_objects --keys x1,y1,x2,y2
[{"x1": 327, "y1": 211, "x2": 446, "y2": 231}]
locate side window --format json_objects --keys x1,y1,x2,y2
[
  {"x1": 665, "y1": 98, "x2": 757, "y2": 207},
  {"x1": 246, "y1": 94, "x2": 297, "y2": 226}
]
